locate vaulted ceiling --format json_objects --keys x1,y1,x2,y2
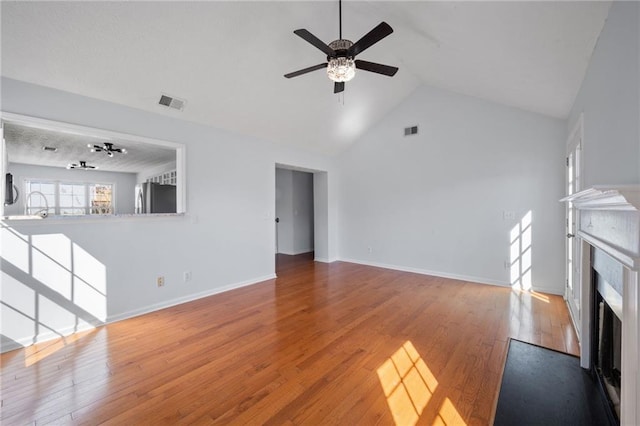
[{"x1": 1, "y1": 1, "x2": 611, "y2": 155}]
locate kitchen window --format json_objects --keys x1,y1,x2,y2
[{"x1": 25, "y1": 180, "x2": 114, "y2": 216}]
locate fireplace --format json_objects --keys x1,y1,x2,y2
[
  {"x1": 592, "y1": 266, "x2": 623, "y2": 422},
  {"x1": 562, "y1": 186, "x2": 639, "y2": 426}
]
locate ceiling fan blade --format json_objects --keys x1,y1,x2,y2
[
  {"x1": 334, "y1": 82, "x2": 345, "y2": 93},
  {"x1": 355, "y1": 60, "x2": 398, "y2": 77},
  {"x1": 293, "y1": 29, "x2": 335, "y2": 57},
  {"x1": 284, "y1": 63, "x2": 328, "y2": 79},
  {"x1": 348, "y1": 22, "x2": 393, "y2": 57}
]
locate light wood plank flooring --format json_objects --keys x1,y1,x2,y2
[{"x1": 1, "y1": 254, "x2": 579, "y2": 425}]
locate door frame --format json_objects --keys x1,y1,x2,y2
[
  {"x1": 274, "y1": 163, "x2": 329, "y2": 262},
  {"x1": 565, "y1": 113, "x2": 583, "y2": 337}
]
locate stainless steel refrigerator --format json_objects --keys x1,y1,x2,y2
[{"x1": 135, "y1": 182, "x2": 176, "y2": 214}]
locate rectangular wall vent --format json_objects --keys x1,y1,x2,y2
[
  {"x1": 159, "y1": 94, "x2": 186, "y2": 111},
  {"x1": 404, "y1": 126, "x2": 418, "y2": 136}
]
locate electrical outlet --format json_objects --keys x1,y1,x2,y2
[
  {"x1": 503, "y1": 211, "x2": 516, "y2": 220},
  {"x1": 367, "y1": 246, "x2": 373, "y2": 254},
  {"x1": 157, "y1": 276, "x2": 165, "y2": 287},
  {"x1": 504, "y1": 261, "x2": 511, "y2": 270},
  {"x1": 184, "y1": 271, "x2": 192, "y2": 283}
]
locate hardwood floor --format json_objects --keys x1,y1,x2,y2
[{"x1": 1, "y1": 254, "x2": 579, "y2": 425}]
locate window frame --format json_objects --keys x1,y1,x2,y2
[{"x1": 24, "y1": 179, "x2": 116, "y2": 216}]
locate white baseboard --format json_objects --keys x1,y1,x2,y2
[
  {"x1": 1, "y1": 341, "x2": 23, "y2": 354},
  {"x1": 531, "y1": 285, "x2": 564, "y2": 296},
  {"x1": 341, "y1": 258, "x2": 567, "y2": 296},
  {"x1": 314, "y1": 257, "x2": 338, "y2": 263},
  {"x1": 339, "y1": 257, "x2": 511, "y2": 288},
  {"x1": 1, "y1": 258, "x2": 563, "y2": 355},
  {"x1": 277, "y1": 249, "x2": 313, "y2": 256},
  {"x1": 107, "y1": 274, "x2": 277, "y2": 323},
  {"x1": 1, "y1": 322, "x2": 97, "y2": 354},
  {"x1": 0, "y1": 274, "x2": 277, "y2": 354}
]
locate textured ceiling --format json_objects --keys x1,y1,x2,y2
[
  {"x1": 1, "y1": 1, "x2": 611, "y2": 155},
  {"x1": 5, "y1": 122, "x2": 176, "y2": 173}
]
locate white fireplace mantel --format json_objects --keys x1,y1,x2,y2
[
  {"x1": 562, "y1": 185, "x2": 640, "y2": 426},
  {"x1": 562, "y1": 185, "x2": 640, "y2": 212}
]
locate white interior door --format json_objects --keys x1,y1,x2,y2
[{"x1": 566, "y1": 123, "x2": 582, "y2": 328}]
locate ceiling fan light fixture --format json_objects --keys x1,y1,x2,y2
[
  {"x1": 89, "y1": 142, "x2": 127, "y2": 157},
  {"x1": 327, "y1": 57, "x2": 356, "y2": 82},
  {"x1": 67, "y1": 160, "x2": 97, "y2": 170},
  {"x1": 284, "y1": 0, "x2": 396, "y2": 92}
]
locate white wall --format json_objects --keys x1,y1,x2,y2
[
  {"x1": 313, "y1": 171, "x2": 331, "y2": 262},
  {"x1": 292, "y1": 170, "x2": 314, "y2": 254},
  {"x1": 5, "y1": 162, "x2": 137, "y2": 215},
  {"x1": 275, "y1": 168, "x2": 294, "y2": 253},
  {"x1": 0, "y1": 77, "x2": 337, "y2": 351},
  {"x1": 337, "y1": 85, "x2": 567, "y2": 294},
  {"x1": 275, "y1": 168, "x2": 314, "y2": 255},
  {"x1": 568, "y1": 1, "x2": 640, "y2": 187}
]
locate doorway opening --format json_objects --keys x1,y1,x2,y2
[{"x1": 275, "y1": 165, "x2": 329, "y2": 275}]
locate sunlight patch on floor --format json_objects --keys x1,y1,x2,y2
[
  {"x1": 24, "y1": 338, "x2": 65, "y2": 367},
  {"x1": 529, "y1": 290, "x2": 550, "y2": 303},
  {"x1": 377, "y1": 340, "x2": 439, "y2": 426},
  {"x1": 433, "y1": 397, "x2": 466, "y2": 425},
  {"x1": 23, "y1": 329, "x2": 97, "y2": 367}
]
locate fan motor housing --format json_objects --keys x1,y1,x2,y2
[{"x1": 328, "y1": 39, "x2": 353, "y2": 58}]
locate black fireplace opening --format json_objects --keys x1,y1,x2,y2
[{"x1": 592, "y1": 271, "x2": 622, "y2": 424}]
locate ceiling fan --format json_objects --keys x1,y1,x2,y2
[
  {"x1": 89, "y1": 142, "x2": 127, "y2": 157},
  {"x1": 284, "y1": 0, "x2": 398, "y2": 93},
  {"x1": 67, "y1": 161, "x2": 98, "y2": 170}
]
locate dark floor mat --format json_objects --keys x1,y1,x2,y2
[{"x1": 494, "y1": 339, "x2": 612, "y2": 426}]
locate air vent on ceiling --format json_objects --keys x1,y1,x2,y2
[
  {"x1": 158, "y1": 94, "x2": 186, "y2": 111},
  {"x1": 404, "y1": 126, "x2": 418, "y2": 136},
  {"x1": 42, "y1": 146, "x2": 58, "y2": 152}
]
